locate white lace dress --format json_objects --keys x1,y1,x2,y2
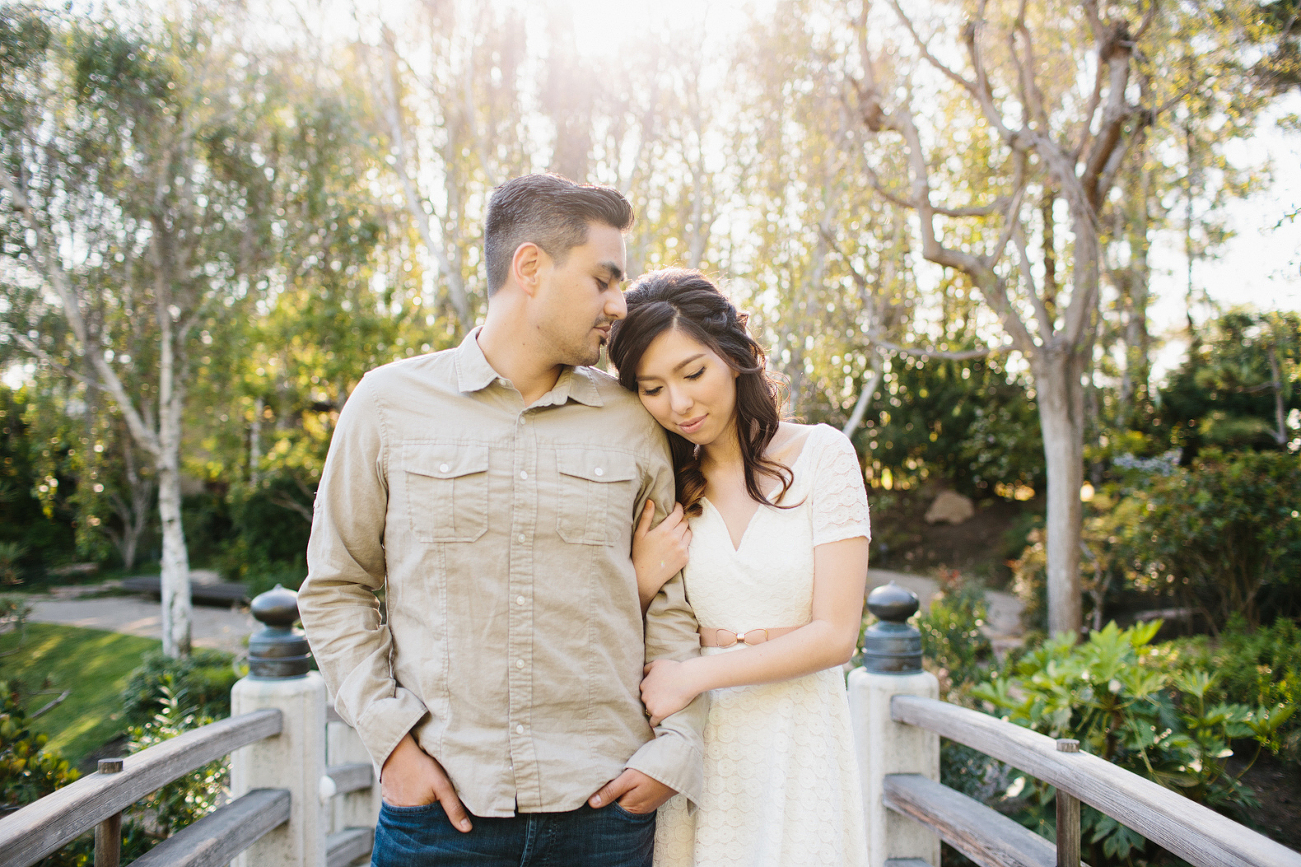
[{"x1": 653, "y1": 423, "x2": 870, "y2": 867}]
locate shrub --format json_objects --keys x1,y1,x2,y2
[
  {"x1": 1157, "y1": 615, "x2": 1301, "y2": 767},
  {"x1": 972, "y1": 622, "x2": 1292, "y2": 866},
  {"x1": 125, "y1": 683, "x2": 227, "y2": 836},
  {"x1": 121, "y1": 649, "x2": 239, "y2": 728},
  {"x1": 0, "y1": 681, "x2": 79, "y2": 813},
  {"x1": 917, "y1": 575, "x2": 994, "y2": 705},
  {"x1": 0, "y1": 681, "x2": 110, "y2": 866},
  {"x1": 1125, "y1": 449, "x2": 1301, "y2": 628}
]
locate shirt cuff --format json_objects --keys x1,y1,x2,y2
[
  {"x1": 623, "y1": 704, "x2": 706, "y2": 809},
  {"x1": 352, "y1": 687, "x2": 430, "y2": 773}
]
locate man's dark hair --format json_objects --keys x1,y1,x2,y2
[{"x1": 484, "y1": 174, "x2": 634, "y2": 295}]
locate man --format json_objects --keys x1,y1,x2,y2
[{"x1": 298, "y1": 174, "x2": 705, "y2": 866}]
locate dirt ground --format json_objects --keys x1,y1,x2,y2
[
  {"x1": 1227, "y1": 750, "x2": 1301, "y2": 851},
  {"x1": 871, "y1": 488, "x2": 1037, "y2": 587}
]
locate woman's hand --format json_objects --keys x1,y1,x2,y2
[
  {"x1": 632, "y1": 500, "x2": 691, "y2": 612},
  {"x1": 640, "y1": 658, "x2": 702, "y2": 726}
]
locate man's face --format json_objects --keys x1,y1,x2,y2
[{"x1": 534, "y1": 222, "x2": 628, "y2": 367}]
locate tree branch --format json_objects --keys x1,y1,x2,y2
[
  {"x1": 842, "y1": 350, "x2": 884, "y2": 440},
  {"x1": 0, "y1": 169, "x2": 161, "y2": 459},
  {"x1": 1013, "y1": 225, "x2": 1056, "y2": 338},
  {"x1": 887, "y1": 0, "x2": 981, "y2": 98}
]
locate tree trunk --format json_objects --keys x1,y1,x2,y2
[
  {"x1": 157, "y1": 325, "x2": 191, "y2": 658},
  {"x1": 156, "y1": 446, "x2": 192, "y2": 658},
  {"x1": 1034, "y1": 347, "x2": 1086, "y2": 639},
  {"x1": 842, "y1": 350, "x2": 885, "y2": 440}
]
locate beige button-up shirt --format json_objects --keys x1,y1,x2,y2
[{"x1": 299, "y1": 329, "x2": 706, "y2": 818}]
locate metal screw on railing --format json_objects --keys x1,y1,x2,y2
[
  {"x1": 94, "y1": 758, "x2": 125, "y2": 867},
  {"x1": 1056, "y1": 738, "x2": 1082, "y2": 867},
  {"x1": 247, "y1": 584, "x2": 312, "y2": 679},
  {"x1": 861, "y1": 581, "x2": 922, "y2": 674}
]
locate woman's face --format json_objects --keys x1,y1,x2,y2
[{"x1": 634, "y1": 325, "x2": 738, "y2": 447}]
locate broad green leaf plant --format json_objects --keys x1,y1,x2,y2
[{"x1": 972, "y1": 622, "x2": 1292, "y2": 865}]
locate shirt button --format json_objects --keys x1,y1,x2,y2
[
  {"x1": 518, "y1": 534, "x2": 526, "y2": 543},
  {"x1": 519, "y1": 470, "x2": 528, "y2": 480},
  {"x1": 516, "y1": 595, "x2": 525, "y2": 605},
  {"x1": 516, "y1": 659, "x2": 525, "y2": 669},
  {"x1": 439, "y1": 463, "x2": 450, "y2": 473},
  {"x1": 594, "y1": 467, "x2": 603, "y2": 476},
  {"x1": 519, "y1": 416, "x2": 527, "y2": 425},
  {"x1": 516, "y1": 724, "x2": 525, "y2": 735}
]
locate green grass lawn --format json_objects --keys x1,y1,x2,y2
[{"x1": 0, "y1": 622, "x2": 159, "y2": 765}]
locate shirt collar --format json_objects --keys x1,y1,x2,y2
[
  {"x1": 454, "y1": 327, "x2": 605, "y2": 408},
  {"x1": 453, "y1": 327, "x2": 501, "y2": 394}
]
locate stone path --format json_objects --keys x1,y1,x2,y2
[
  {"x1": 20, "y1": 568, "x2": 1022, "y2": 659},
  {"x1": 24, "y1": 594, "x2": 255, "y2": 656}
]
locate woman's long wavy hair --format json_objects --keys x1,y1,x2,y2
[{"x1": 607, "y1": 268, "x2": 792, "y2": 517}]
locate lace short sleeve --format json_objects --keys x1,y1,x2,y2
[{"x1": 810, "y1": 426, "x2": 871, "y2": 547}]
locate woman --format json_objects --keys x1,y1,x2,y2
[{"x1": 607, "y1": 268, "x2": 870, "y2": 866}]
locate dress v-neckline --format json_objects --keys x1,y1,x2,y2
[{"x1": 701, "y1": 427, "x2": 821, "y2": 553}]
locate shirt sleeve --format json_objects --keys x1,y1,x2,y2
[
  {"x1": 297, "y1": 375, "x2": 429, "y2": 773},
  {"x1": 810, "y1": 426, "x2": 872, "y2": 547},
  {"x1": 622, "y1": 425, "x2": 707, "y2": 808}
]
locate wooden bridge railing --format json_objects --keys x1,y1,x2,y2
[
  {"x1": 4, "y1": 582, "x2": 1301, "y2": 867},
  {"x1": 854, "y1": 582, "x2": 1301, "y2": 867},
  {"x1": 0, "y1": 585, "x2": 380, "y2": 867}
]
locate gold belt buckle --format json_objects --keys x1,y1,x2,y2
[{"x1": 716, "y1": 628, "x2": 770, "y2": 647}]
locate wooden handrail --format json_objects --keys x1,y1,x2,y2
[
  {"x1": 0, "y1": 708, "x2": 283, "y2": 867},
  {"x1": 891, "y1": 695, "x2": 1301, "y2": 867},
  {"x1": 884, "y1": 774, "x2": 1056, "y2": 867},
  {"x1": 325, "y1": 762, "x2": 374, "y2": 797},
  {"x1": 128, "y1": 787, "x2": 290, "y2": 867},
  {"x1": 326, "y1": 827, "x2": 375, "y2": 867}
]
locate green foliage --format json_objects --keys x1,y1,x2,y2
[
  {"x1": 121, "y1": 648, "x2": 238, "y2": 729},
  {"x1": 1158, "y1": 616, "x2": 1301, "y2": 767},
  {"x1": 0, "y1": 681, "x2": 78, "y2": 810},
  {"x1": 1125, "y1": 449, "x2": 1301, "y2": 627},
  {"x1": 973, "y1": 622, "x2": 1290, "y2": 865},
  {"x1": 917, "y1": 576, "x2": 994, "y2": 704},
  {"x1": 0, "y1": 386, "x2": 77, "y2": 579},
  {"x1": 852, "y1": 353, "x2": 1044, "y2": 499},
  {"x1": 1159, "y1": 309, "x2": 1301, "y2": 457},
  {"x1": 125, "y1": 683, "x2": 227, "y2": 836},
  {"x1": 0, "y1": 680, "x2": 97, "y2": 866}
]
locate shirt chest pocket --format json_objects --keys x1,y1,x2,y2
[
  {"x1": 555, "y1": 449, "x2": 638, "y2": 546},
  {"x1": 402, "y1": 445, "x2": 490, "y2": 543}
]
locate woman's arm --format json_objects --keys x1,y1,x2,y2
[
  {"x1": 640, "y1": 535, "x2": 869, "y2": 724},
  {"x1": 631, "y1": 499, "x2": 692, "y2": 613}
]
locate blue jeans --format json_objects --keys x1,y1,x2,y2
[{"x1": 372, "y1": 801, "x2": 656, "y2": 867}]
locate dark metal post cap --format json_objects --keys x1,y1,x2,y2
[
  {"x1": 247, "y1": 584, "x2": 312, "y2": 679},
  {"x1": 866, "y1": 581, "x2": 920, "y2": 622},
  {"x1": 861, "y1": 581, "x2": 923, "y2": 674}
]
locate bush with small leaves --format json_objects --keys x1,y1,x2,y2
[{"x1": 121, "y1": 648, "x2": 239, "y2": 728}]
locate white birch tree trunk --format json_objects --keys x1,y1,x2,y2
[
  {"x1": 156, "y1": 448, "x2": 192, "y2": 657},
  {"x1": 1033, "y1": 349, "x2": 1086, "y2": 638},
  {"x1": 152, "y1": 230, "x2": 192, "y2": 658}
]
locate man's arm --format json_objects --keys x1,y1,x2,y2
[
  {"x1": 297, "y1": 376, "x2": 470, "y2": 829},
  {"x1": 591, "y1": 427, "x2": 708, "y2": 812}
]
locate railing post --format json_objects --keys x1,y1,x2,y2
[
  {"x1": 1055, "y1": 738, "x2": 1081, "y2": 867},
  {"x1": 229, "y1": 585, "x2": 327, "y2": 867},
  {"x1": 93, "y1": 758, "x2": 124, "y2": 867},
  {"x1": 849, "y1": 581, "x2": 941, "y2": 867},
  {"x1": 326, "y1": 715, "x2": 382, "y2": 837}
]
